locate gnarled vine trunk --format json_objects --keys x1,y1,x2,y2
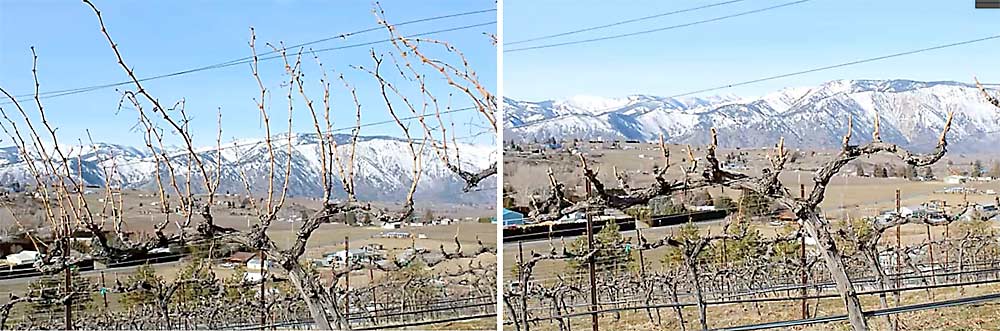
[
  {"x1": 286, "y1": 263, "x2": 341, "y2": 330},
  {"x1": 801, "y1": 213, "x2": 868, "y2": 331}
]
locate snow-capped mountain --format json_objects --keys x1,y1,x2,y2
[
  {"x1": 0, "y1": 134, "x2": 495, "y2": 203},
  {"x1": 505, "y1": 79, "x2": 1000, "y2": 152}
]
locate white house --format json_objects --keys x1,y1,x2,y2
[
  {"x1": 379, "y1": 231, "x2": 411, "y2": 239},
  {"x1": 382, "y1": 222, "x2": 401, "y2": 230},
  {"x1": 243, "y1": 272, "x2": 264, "y2": 283},
  {"x1": 247, "y1": 256, "x2": 273, "y2": 271},
  {"x1": 324, "y1": 248, "x2": 365, "y2": 266},
  {"x1": 944, "y1": 175, "x2": 967, "y2": 184},
  {"x1": 320, "y1": 246, "x2": 385, "y2": 267},
  {"x1": 6, "y1": 250, "x2": 39, "y2": 265},
  {"x1": 557, "y1": 211, "x2": 586, "y2": 222}
]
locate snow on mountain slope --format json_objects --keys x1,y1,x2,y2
[
  {"x1": 503, "y1": 94, "x2": 741, "y2": 127},
  {"x1": 0, "y1": 134, "x2": 495, "y2": 203},
  {"x1": 506, "y1": 79, "x2": 1000, "y2": 152}
]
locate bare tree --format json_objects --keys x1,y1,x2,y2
[{"x1": 975, "y1": 77, "x2": 1000, "y2": 109}]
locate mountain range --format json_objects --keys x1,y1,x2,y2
[
  {"x1": 505, "y1": 79, "x2": 1000, "y2": 152},
  {"x1": 0, "y1": 134, "x2": 496, "y2": 204}
]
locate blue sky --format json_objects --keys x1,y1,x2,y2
[
  {"x1": 0, "y1": 1, "x2": 496, "y2": 147},
  {"x1": 504, "y1": 0, "x2": 1000, "y2": 101}
]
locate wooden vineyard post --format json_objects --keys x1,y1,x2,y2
[
  {"x1": 927, "y1": 225, "x2": 936, "y2": 289},
  {"x1": 636, "y1": 226, "x2": 645, "y2": 276},
  {"x1": 63, "y1": 218, "x2": 73, "y2": 331},
  {"x1": 945, "y1": 223, "x2": 950, "y2": 277},
  {"x1": 519, "y1": 241, "x2": 528, "y2": 331},
  {"x1": 800, "y1": 184, "x2": 807, "y2": 319},
  {"x1": 894, "y1": 189, "x2": 901, "y2": 330},
  {"x1": 369, "y1": 257, "x2": 377, "y2": 325},
  {"x1": 586, "y1": 181, "x2": 599, "y2": 331},
  {"x1": 259, "y1": 250, "x2": 267, "y2": 329},
  {"x1": 101, "y1": 271, "x2": 109, "y2": 315},
  {"x1": 345, "y1": 236, "x2": 350, "y2": 326}
]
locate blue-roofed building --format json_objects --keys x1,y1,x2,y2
[{"x1": 503, "y1": 208, "x2": 525, "y2": 226}]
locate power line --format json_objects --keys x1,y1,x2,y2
[
  {"x1": 510, "y1": 33, "x2": 1000, "y2": 129},
  {"x1": 505, "y1": 0, "x2": 809, "y2": 53},
  {"x1": 9, "y1": 8, "x2": 495, "y2": 99},
  {"x1": 2, "y1": 16, "x2": 495, "y2": 105},
  {"x1": 505, "y1": 0, "x2": 748, "y2": 46},
  {"x1": 17, "y1": 21, "x2": 495, "y2": 106},
  {"x1": 2, "y1": 21, "x2": 495, "y2": 105}
]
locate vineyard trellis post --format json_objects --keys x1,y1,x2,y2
[
  {"x1": 101, "y1": 271, "x2": 108, "y2": 313},
  {"x1": 894, "y1": 188, "x2": 901, "y2": 331},
  {"x1": 945, "y1": 223, "x2": 950, "y2": 276},
  {"x1": 368, "y1": 258, "x2": 376, "y2": 325},
  {"x1": 344, "y1": 236, "x2": 350, "y2": 325},
  {"x1": 927, "y1": 224, "x2": 936, "y2": 289},
  {"x1": 636, "y1": 226, "x2": 645, "y2": 275},
  {"x1": 799, "y1": 183, "x2": 807, "y2": 320},
  {"x1": 585, "y1": 182, "x2": 599, "y2": 331},
  {"x1": 518, "y1": 240, "x2": 527, "y2": 331},
  {"x1": 63, "y1": 222, "x2": 72, "y2": 331},
  {"x1": 259, "y1": 249, "x2": 267, "y2": 328}
]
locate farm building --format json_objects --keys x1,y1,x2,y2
[
  {"x1": 503, "y1": 208, "x2": 525, "y2": 226},
  {"x1": 5, "y1": 250, "x2": 39, "y2": 266},
  {"x1": 944, "y1": 175, "x2": 968, "y2": 184},
  {"x1": 247, "y1": 256, "x2": 274, "y2": 271},
  {"x1": 0, "y1": 235, "x2": 37, "y2": 257},
  {"x1": 379, "y1": 231, "x2": 411, "y2": 239},
  {"x1": 226, "y1": 252, "x2": 257, "y2": 265},
  {"x1": 320, "y1": 247, "x2": 383, "y2": 267}
]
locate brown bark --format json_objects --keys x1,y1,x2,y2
[
  {"x1": 800, "y1": 214, "x2": 868, "y2": 330},
  {"x1": 285, "y1": 263, "x2": 340, "y2": 330}
]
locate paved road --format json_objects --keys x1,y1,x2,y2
[
  {"x1": 0, "y1": 259, "x2": 185, "y2": 286},
  {"x1": 502, "y1": 218, "x2": 728, "y2": 251}
]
